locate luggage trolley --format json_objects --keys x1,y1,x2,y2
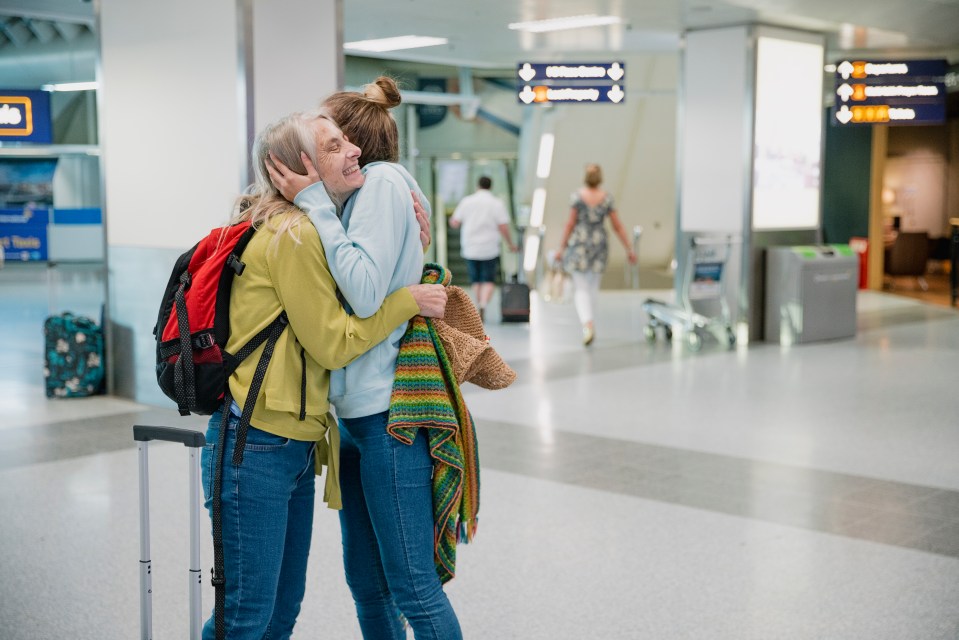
[{"x1": 642, "y1": 235, "x2": 739, "y2": 351}]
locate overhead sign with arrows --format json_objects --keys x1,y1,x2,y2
[
  {"x1": 516, "y1": 61, "x2": 625, "y2": 105},
  {"x1": 832, "y1": 59, "x2": 946, "y2": 126}
]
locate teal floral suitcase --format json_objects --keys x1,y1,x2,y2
[{"x1": 43, "y1": 312, "x2": 105, "y2": 398}]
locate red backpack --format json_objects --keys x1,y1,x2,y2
[{"x1": 154, "y1": 222, "x2": 292, "y2": 417}]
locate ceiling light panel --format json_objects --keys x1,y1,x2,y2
[
  {"x1": 508, "y1": 15, "x2": 622, "y2": 33},
  {"x1": 344, "y1": 35, "x2": 448, "y2": 52}
]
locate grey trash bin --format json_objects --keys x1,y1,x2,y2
[{"x1": 765, "y1": 245, "x2": 858, "y2": 345}]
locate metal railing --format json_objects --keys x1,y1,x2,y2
[{"x1": 624, "y1": 225, "x2": 642, "y2": 289}]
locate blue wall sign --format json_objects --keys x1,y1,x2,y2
[
  {"x1": 0, "y1": 90, "x2": 53, "y2": 143},
  {"x1": 0, "y1": 208, "x2": 49, "y2": 261},
  {"x1": 416, "y1": 78, "x2": 448, "y2": 128}
]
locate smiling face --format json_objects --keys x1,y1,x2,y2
[{"x1": 313, "y1": 117, "x2": 364, "y2": 202}]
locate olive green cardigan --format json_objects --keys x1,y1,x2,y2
[{"x1": 225, "y1": 213, "x2": 419, "y2": 507}]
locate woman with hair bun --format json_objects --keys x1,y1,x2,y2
[{"x1": 269, "y1": 77, "x2": 463, "y2": 639}]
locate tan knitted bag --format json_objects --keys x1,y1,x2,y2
[{"x1": 432, "y1": 286, "x2": 516, "y2": 390}]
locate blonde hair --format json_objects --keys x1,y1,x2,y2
[
  {"x1": 324, "y1": 76, "x2": 401, "y2": 166},
  {"x1": 230, "y1": 110, "x2": 329, "y2": 251},
  {"x1": 584, "y1": 163, "x2": 603, "y2": 188}
]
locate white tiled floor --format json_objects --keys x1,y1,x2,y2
[{"x1": 2, "y1": 264, "x2": 958, "y2": 639}]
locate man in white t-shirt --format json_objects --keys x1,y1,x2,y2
[{"x1": 449, "y1": 176, "x2": 518, "y2": 319}]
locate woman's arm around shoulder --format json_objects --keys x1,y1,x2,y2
[{"x1": 267, "y1": 223, "x2": 421, "y2": 370}]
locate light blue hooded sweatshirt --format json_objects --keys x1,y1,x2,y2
[{"x1": 294, "y1": 161, "x2": 427, "y2": 419}]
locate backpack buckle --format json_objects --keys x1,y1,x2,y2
[
  {"x1": 195, "y1": 333, "x2": 215, "y2": 349},
  {"x1": 226, "y1": 254, "x2": 246, "y2": 276}
]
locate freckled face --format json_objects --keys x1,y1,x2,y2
[{"x1": 313, "y1": 118, "x2": 364, "y2": 201}]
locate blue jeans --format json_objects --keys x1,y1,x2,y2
[
  {"x1": 338, "y1": 411, "x2": 462, "y2": 640},
  {"x1": 201, "y1": 410, "x2": 316, "y2": 640}
]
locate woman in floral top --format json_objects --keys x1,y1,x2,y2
[{"x1": 558, "y1": 163, "x2": 637, "y2": 346}]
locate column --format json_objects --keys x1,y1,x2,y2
[
  {"x1": 676, "y1": 25, "x2": 825, "y2": 342},
  {"x1": 98, "y1": 0, "x2": 342, "y2": 402}
]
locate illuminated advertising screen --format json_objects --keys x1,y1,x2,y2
[{"x1": 752, "y1": 36, "x2": 824, "y2": 231}]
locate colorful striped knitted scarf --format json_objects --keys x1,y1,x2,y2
[{"x1": 387, "y1": 263, "x2": 479, "y2": 584}]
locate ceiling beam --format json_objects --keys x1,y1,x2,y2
[
  {"x1": 0, "y1": 18, "x2": 33, "y2": 48},
  {"x1": 26, "y1": 19, "x2": 58, "y2": 44},
  {"x1": 0, "y1": 0, "x2": 95, "y2": 26}
]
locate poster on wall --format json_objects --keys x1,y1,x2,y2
[
  {"x1": 437, "y1": 160, "x2": 469, "y2": 209},
  {"x1": 0, "y1": 159, "x2": 58, "y2": 208},
  {"x1": 0, "y1": 159, "x2": 58, "y2": 261}
]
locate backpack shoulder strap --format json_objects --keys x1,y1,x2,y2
[{"x1": 214, "y1": 223, "x2": 258, "y2": 347}]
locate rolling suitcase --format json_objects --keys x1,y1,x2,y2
[
  {"x1": 134, "y1": 425, "x2": 206, "y2": 640},
  {"x1": 500, "y1": 273, "x2": 531, "y2": 323},
  {"x1": 43, "y1": 312, "x2": 104, "y2": 397}
]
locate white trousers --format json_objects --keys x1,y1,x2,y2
[{"x1": 570, "y1": 271, "x2": 601, "y2": 326}]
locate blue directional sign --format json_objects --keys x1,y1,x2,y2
[
  {"x1": 0, "y1": 90, "x2": 53, "y2": 143},
  {"x1": 516, "y1": 62, "x2": 626, "y2": 105},
  {"x1": 832, "y1": 59, "x2": 947, "y2": 126},
  {"x1": 516, "y1": 62, "x2": 625, "y2": 83},
  {"x1": 517, "y1": 84, "x2": 626, "y2": 104}
]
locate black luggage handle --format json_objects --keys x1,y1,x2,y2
[{"x1": 134, "y1": 425, "x2": 206, "y2": 448}]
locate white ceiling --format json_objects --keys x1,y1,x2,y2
[
  {"x1": 342, "y1": 0, "x2": 959, "y2": 69},
  {"x1": 0, "y1": 0, "x2": 956, "y2": 67}
]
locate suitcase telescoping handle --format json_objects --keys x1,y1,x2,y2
[{"x1": 134, "y1": 425, "x2": 206, "y2": 640}]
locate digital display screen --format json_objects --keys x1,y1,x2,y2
[{"x1": 752, "y1": 36, "x2": 824, "y2": 230}]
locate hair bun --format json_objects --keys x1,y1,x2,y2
[{"x1": 364, "y1": 76, "x2": 402, "y2": 109}]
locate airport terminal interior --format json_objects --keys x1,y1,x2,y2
[
  {"x1": 1, "y1": 0, "x2": 958, "y2": 638},
  {"x1": 2, "y1": 263, "x2": 959, "y2": 639}
]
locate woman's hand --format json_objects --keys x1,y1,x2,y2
[
  {"x1": 412, "y1": 191, "x2": 431, "y2": 250},
  {"x1": 407, "y1": 284, "x2": 447, "y2": 318},
  {"x1": 627, "y1": 249, "x2": 638, "y2": 265},
  {"x1": 266, "y1": 151, "x2": 321, "y2": 202}
]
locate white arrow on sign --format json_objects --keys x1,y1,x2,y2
[
  {"x1": 519, "y1": 85, "x2": 536, "y2": 104},
  {"x1": 836, "y1": 83, "x2": 853, "y2": 102},
  {"x1": 837, "y1": 61, "x2": 854, "y2": 80},
  {"x1": 607, "y1": 62, "x2": 624, "y2": 81},
  {"x1": 518, "y1": 63, "x2": 536, "y2": 81},
  {"x1": 607, "y1": 84, "x2": 624, "y2": 103},
  {"x1": 836, "y1": 105, "x2": 853, "y2": 124}
]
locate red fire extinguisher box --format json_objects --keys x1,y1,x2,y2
[{"x1": 848, "y1": 237, "x2": 868, "y2": 289}]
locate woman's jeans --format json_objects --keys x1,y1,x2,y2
[
  {"x1": 338, "y1": 411, "x2": 462, "y2": 640},
  {"x1": 201, "y1": 409, "x2": 316, "y2": 640}
]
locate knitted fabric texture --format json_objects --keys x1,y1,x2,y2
[
  {"x1": 387, "y1": 263, "x2": 480, "y2": 584},
  {"x1": 432, "y1": 286, "x2": 516, "y2": 390}
]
